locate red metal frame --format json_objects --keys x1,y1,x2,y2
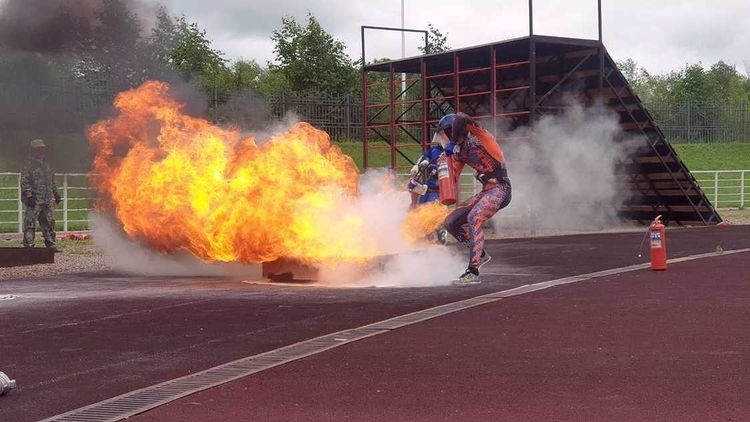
[{"x1": 361, "y1": 34, "x2": 721, "y2": 225}]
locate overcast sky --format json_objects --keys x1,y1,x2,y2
[{"x1": 160, "y1": 0, "x2": 750, "y2": 75}]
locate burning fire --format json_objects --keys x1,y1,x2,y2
[
  {"x1": 89, "y1": 81, "x2": 443, "y2": 264},
  {"x1": 402, "y1": 202, "x2": 449, "y2": 241}
]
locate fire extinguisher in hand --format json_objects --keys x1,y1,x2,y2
[
  {"x1": 437, "y1": 153, "x2": 456, "y2": 205},
  {"x1": 649, "y1": 215, "x2": 667, "y2": 270}
]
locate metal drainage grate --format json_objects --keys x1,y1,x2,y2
[
  {"x1": 44, "y1": 327, "x2": 389, "y2": 422},
  {"x1": 43, "y1": 248, "x2": 750, "y2": 422}
]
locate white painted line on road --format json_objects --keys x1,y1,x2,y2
[{"x1": 42, "y1": 247, "x2": 750, "y2": 422}]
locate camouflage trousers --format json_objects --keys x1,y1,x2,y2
[{"x1": 23, "y1": 201, "x2": 56, "y2": 248}]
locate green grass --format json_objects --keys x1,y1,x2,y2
[
  {"x1": 672, "y1": 143, "x2": 750, "y2": 171},
  {"x1": 334, "y1": 141, "x2": 410, "y2": 171},
  {"x1": 670, "y1": 143, "x2": 750, "y2": 209},
  {"x1": 340, "y1": 141, "x2": 750, "y2": 172},
  {"x1": 1, "y1": 142, "x2": 748, "y2": 233}
]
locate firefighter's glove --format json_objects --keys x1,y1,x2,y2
[
  {"x1": 412, "y1": 183, "x2": 428, "y2": 196},
  {"x1": 418, "y1": 159, "x2": 429, "y2": 168},
  {"x1": 409, "y1": 164, "x2": 419, "y2": 176},
  {"x1": 54, "y1": 193, "x2": 61, "y2": 204}
]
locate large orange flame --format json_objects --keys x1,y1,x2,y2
[{"x1": 89, "y1": 81, "x2": 442, "y2": 264}]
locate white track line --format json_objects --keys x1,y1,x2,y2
[{"x1": 42, "y1": 247, "x2": 750, "y2": 422}]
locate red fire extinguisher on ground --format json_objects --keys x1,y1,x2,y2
[
  {"x1": 649, "y1": 215, "x2": 667, "y2": 271},
  {"x1": 437, "y1": 153, "x2": 457, "y2": 205}
]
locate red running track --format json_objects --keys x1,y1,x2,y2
[{"x1": 134, "y1": 252, "x2": 750, "y2": 422}]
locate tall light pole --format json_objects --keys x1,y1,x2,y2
[
  {"x1": 400, "y1": 0, "x2": 406, "y2": 102},
  {"x1": 401, "y1": 0, "x2": 405, "y2": 58}
]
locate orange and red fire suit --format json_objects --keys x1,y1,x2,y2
[{"x1": 444, "y1": 124, "x2": 511, "y2": 271}]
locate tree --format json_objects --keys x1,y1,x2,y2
[
  {"x1": 618, "y1": 58, "x2": 750, "y2": 104},
  {"x1": 706, "y1": 61, "x2": 748, "y2": 102},
  {"x1": 270, "y1": 12, "x2": 358, "y2": 94},
  {"x1": 418, "y1": 24, "x2": 450, "y2": 54},
  {"x1": 150, "y1": 6, "x2": 179, "y2": 65},
  {"x1": 256, "y1": 67, "x2": 291, "y2": 97},
  {"x1": 232, "y1": 59, "x2": 262, "y2": 90},
  {"x1": 170, "y1": 16, "x2": 227, "y2": 81},
  {"x1": 73, "y1": 0, "x2": 150, "y2": 88},
  {"x1": 169, "y1": 15, "x2": 231, "y2": 94}
]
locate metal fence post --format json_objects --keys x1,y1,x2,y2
[
  {"x1": 741, "y1": 170, "x2": 746, "y2": 209},
  {"x1": 345, "y1": 93, "x2": 351, "y2": 141},
  {"x1": 714, "y1": 171, "x2": 719, "y2": 207},
  {"x1": 17, "y1": 173, "x2": 22, "y2": 233},
  {"x1": 63, "y1": 174, "x2": 68, "y2": 232}
]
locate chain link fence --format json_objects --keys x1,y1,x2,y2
[
  {"x1": 2, "y1": 70, "x2": 748, "y2": 145},
  {"x1": 644, "y1": 101, "x2": 750, "y2": 143}
]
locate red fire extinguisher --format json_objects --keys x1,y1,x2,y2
[
  {"x1": 437, "y1": 153, "x2": 457, "y2": 205},
  {"x1": 649, "y1": 215, "x2": 667, "y2": 271}
]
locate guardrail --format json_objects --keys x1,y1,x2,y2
[
  {"x1": 0, "y1": 173, "x2": 95, "y2": 233},
  {"x1": 1, "y1": 170, "x2": 746, "y2": 233},
  {"x1": 692, "y1": 170, "x2": 748, "y2": 209}
]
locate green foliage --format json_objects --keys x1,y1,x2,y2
[
  {"x1": 270, "y1": 12, "x2": 358, "y2": 94},
  {"x1": 256, "y1": 67, "x2": 292, "y2": 97},
  {"x1": 618, "y1": 58, "x2": 750, "y2": 103},
  {"x1": 418, "y1": 24, "x2": 450, "y2": 54},
  {"x1": 232, "y1": 59, "x2": 262, "y2": 89},
  {"x1": 169, "y1": 15, "x2": 231, "y2": 94}
]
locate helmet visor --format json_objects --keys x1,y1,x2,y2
[{"x1": 432, "y1": 130, "x2": 450, "y2": 148}]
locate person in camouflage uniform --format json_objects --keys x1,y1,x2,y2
[{"x1": 21, "y1": 139, "x2": 61, "y2": 249}]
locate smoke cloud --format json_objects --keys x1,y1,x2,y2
[
  {"x1": 317, "y1": 170, "x2": 464, "y2": 287},
  {"x1": 91, "y1": 212, "x2": 263, "y2": 279},
  {"x1": 0, "y1": 0, "x2": 98, "y2": 53},
  {"x1": 0, "y1": 0, "x2": 179, "y2": 172},
  {"x1": 496, "y1": 102, "x2": 632, "y2": 233},
  {"x1": 91, "y1": 169, "x2": 464, "y2": 288}
]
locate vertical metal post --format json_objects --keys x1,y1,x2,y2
[
  {"x1": 63, "y1": 174, "x2": 69, "y2": 232},
  {"x1": 421, "y1": 58, "x2": 428, "y2": 150},
  {"x1": 529, "y1": 38, "x2": 537, "y2": 123},
  {"x1": 597, "y1": 0, "x2": 604, "y2": 97},
  {"x1": 714, "y1": 171, "x2": 719, "y2": 207},
  {"x1": 345, "y1": 94, "x2": 351, "y2": 141},
  {"x1": 17, "y1": 173, "x2": 22, "y2": 234},
  {"x1": 213, "y1": 87, "x2": 218, "y2": 123},
  {"x1": 400, "y1": 0, "x2": 406, "y2": 104},
  {"x1": 491, "y1": 47, "x2": 498, "y2": 136},
  {"x1": 528, "y1": 0, "x2": 533, "y2": 35},
  {"x1": 363, "y1": 70, "x2": 369, "y2": 169},
  {"x1": 598, "y1": 0, "x2": 603, "y2": 41},
  {"x1": 401, "y1": 0, "x2": 405, "y2": 58},
  {"x1": 454, "y1": 52, "x2": 460, "y2": 112},
  {"x1": 741, "y1": 170, "x2": 746, "y2": 209},
  {"x1": 390, "y1": 63, "x2": 397, "y2": 169},
  {"x1": 362, "y1": 20, "x2": 370, "y2": 168},
  {"x1": 361, "y1": 26, "x2": 366, "y2": 66}
]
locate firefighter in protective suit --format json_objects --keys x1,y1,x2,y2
[
  {"x1": 407, "y1": 137, "x2": 448, "y2": 244},
  {"x1": 21, "y1": 139, "x2": 61, "y2": 250},
  {"x1": 437, "y1": 113, "x2": 511, "y2": 285}
]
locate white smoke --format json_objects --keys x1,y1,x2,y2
[
  {"x1": 318, "y1": 247, "x2": 464, "y2": 288},
  {"x1": 90, "y1": 213, "x2": 262, "y2": 279},
  {"x1": 91, "y1": 170, "x2": 465, "y2": 287},
  {"x1": 496, "y1": 102, "x2": 633, "y2": 232},
  {"x1": 314, "y1": 169, "x2": 465, "y2": 287}
]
